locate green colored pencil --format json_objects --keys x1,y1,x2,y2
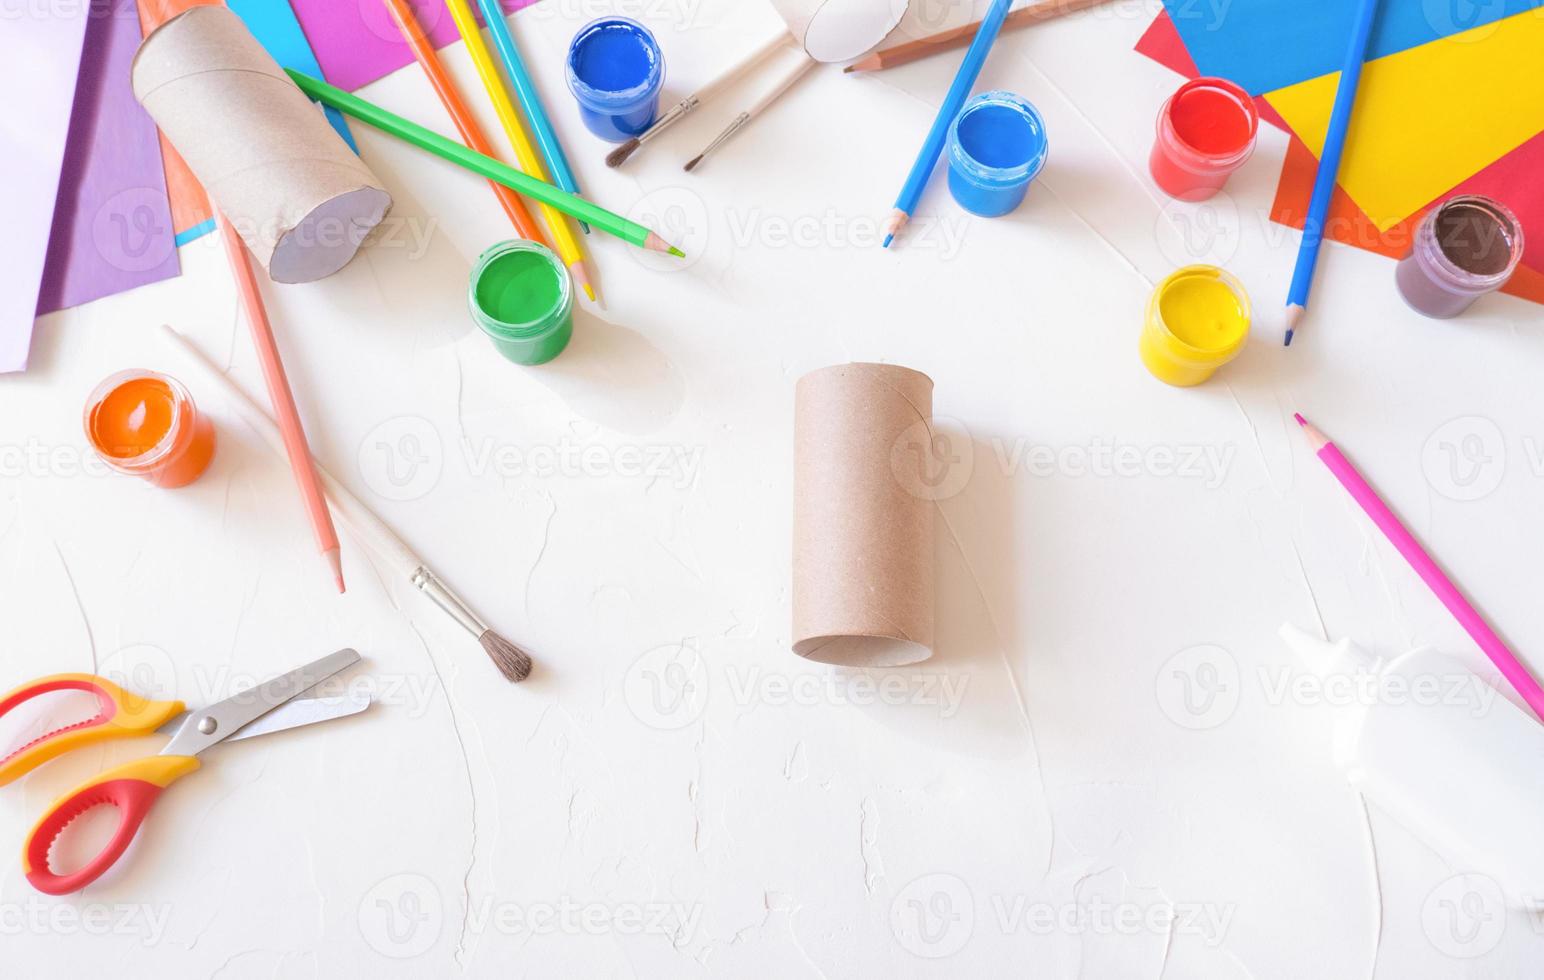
[{"x1": 285, "y1": 69, "x2": 682, "y2": 257}]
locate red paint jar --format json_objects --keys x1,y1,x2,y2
[{"x1": 1149, "y1": 77, "x2": 1259, "y2": 201}]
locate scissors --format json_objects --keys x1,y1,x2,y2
[{"x1": 0, "y1": 649, "x2": 365, "y2": 894}]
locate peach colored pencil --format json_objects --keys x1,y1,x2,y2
[
  {"x1": 844, "y1": 0, "x2": 1111, "y2": 73},
  {"x1": 218, "y1": 218, "x2": 345, "y2": 593},
  {"x1": 381, "y1": 0, "x2": 547, "y2": 245}
]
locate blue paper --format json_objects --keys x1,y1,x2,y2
[
  {"x1": 228, "y1": 0, "x2": 358, "y2": 151},
  {"x1": 1160, "y1": 0, "x2": 1544, "y2": 95}
]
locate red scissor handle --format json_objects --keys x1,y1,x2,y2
[
  {"x1": 23, "y1": 755, "x2": 201, "y2": 895},
  {"x1": 0, "y1": 674, "x2": 184, "y2": 787}
]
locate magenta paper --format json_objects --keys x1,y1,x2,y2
[
  {"x1": 289, "y1": 0, "x2": 537, "y2": 92},
  {"x1": 37, "y1": 0, "x2": 179, "y2": 317}
]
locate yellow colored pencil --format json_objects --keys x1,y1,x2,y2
[{"x1": 444, "y1": 0, "x2": 596, "y2": 303}]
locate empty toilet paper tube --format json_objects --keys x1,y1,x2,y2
[
  {"x1": 132, "y1": 6, "x2": 391, "y2": 283},
  {"x1": 770, "y1": 0, "x2": 910, "y2": 63},
  {"x1": 792, "y1": 363, "x2": 935, "y2": 667}
]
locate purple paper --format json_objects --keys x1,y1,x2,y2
[
  {"x1": 289, "y1": 0, "x2": 538, "y2": 92},
  {"x1": 36, "y1": 0, "x2": 178, "y2": 316}
]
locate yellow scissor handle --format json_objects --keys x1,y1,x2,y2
[
  {"x1": 23, "y1": 754, "x2": 201, "y2": 894},
  {"x1": 0, "y1": 673, "x2": 185, "y2": 787}
]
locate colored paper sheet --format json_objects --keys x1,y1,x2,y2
[
  {"x1": 1159, "y1": 0, "x2": 1544, "y2": 96},
  {"x1": 1264, "y1": 11, "x2": 1544, "y2": 231},
  {"x1": 1272, "y1": 132, "x2": 1544, "y2": 305},
  {"x1": 1134, "y1": 10, "x2": 1289, "y2": 131},
  {"x1": 288, "y1": 0, "x2": 536, "y2": 92},
  {"x1": 227, "y1": 0, "x2": 357, "y2": 150},
  {"x1": 37, "y1": 0, "x2": 179, "y2": 316},
  {"x1": 1, "y1": 1, "x2": 88, "y2": 372},
  {"x1": 136, "y1": 0, "x2": 217, "y2": 244}
]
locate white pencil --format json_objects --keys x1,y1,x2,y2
[
  {"x1": 606, "y1": 32, "x2": 791, "y2": 168},
  {"x1": 159, "y1": 325, "x2": 534, "y2": 682},
  {"x1": 685, "y1": 51, "x2": 817, "y2": 172}
]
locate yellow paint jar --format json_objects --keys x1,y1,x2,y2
[{"x1": 1140, "y1": 265, "x2": 1250, "y2": 386}]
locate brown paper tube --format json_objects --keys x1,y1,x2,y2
[
  {"x1": 131, "y1": 6, "x2": 391, "y2": 283},
  {"x1": 793, "y1": 363, "x2": 935, "y2": 667},
  {"x1": 769, "y1": 0, "x2": 911, "y2": 62}
]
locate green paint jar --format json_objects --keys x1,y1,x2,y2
[{"x1": 468, "y1": 240, "x2": 574, "y2": 365}]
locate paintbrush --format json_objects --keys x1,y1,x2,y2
[
  {"x1": 608, "y1": 32, "x2": 789, "y2": 168},
  {"x1": 685, "y1": 50, "x2": 816, "y2": 172},
  {"x1": 161, "y1": 325, "x2": 534, "y2": 682}
]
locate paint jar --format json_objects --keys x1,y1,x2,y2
[
  {"x1": 1396, "y1": 195, "x2": 1525, "y2": 319},
  {"x1": 946, "y1": 91, "x2": 1048, "y2": 218},
  {"x1": 565, "y1": 17, "x2": 665, "y2": 143},
  {"x1": 1149, "y1": 77, "x2": 1258, "y2": 201},
  {"x1": 1140, "y1": 265, "x2": 1251, "y2": 387},
  {"x1": 83, "y1": 370, "x2": 216, "y2": 487},
  {"x1": 469, "y1": 240, "x2": 574, "y2": 366}
]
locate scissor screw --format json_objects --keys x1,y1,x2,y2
[{"x1": 197, "y1": 717, "x2": 218, "y2": 735}]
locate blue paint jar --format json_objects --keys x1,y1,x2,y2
[
  {"x1": 946, "y1": 91, "x2": 1048, "y2": 218},
  {"x1": 565, "y1": 17, "x2": 665, "y2": 143}
]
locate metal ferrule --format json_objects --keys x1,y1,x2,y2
[
  {"x1": 640, "y1": 96, "x2": 699, "y2": 145},
  {"x1": 699, "y1": 112, "x2": 750, "y2": 161},
  {"x1": 409, "y1": 566, "x2": 485, "y2": 638}
]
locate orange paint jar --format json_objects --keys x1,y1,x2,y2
[{"x1": 83, "y1": 370, "x2": 216, "y2": 488}]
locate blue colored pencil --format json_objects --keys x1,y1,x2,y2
[
  {"x1": 883, "y1": 0, "x2": 1013, "y2": 248},
  {"x1": 474, "y1": 0, "x2": 591, "y2": 234},
  {"x1": 1283, "y1": 0, "x2": 1381, "y2": 346}
]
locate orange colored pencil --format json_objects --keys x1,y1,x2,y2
[
  {"x1": 217, "y1": 218, "x2": 345, "y2": 593},
  {"x1": 844, "y1": 0, "x2": 1110, "y2": 73},
  {"x1": 381, "y1": 0, "x2": 547, "y2": 244}
]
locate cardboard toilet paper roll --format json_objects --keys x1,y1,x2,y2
[
  {"x1": 793, "y1": 363, "x2": 934, "y2": 667},
  {"x1": 770, "y1": 0, "x2": 910, "y2": 62},
  {"x1": 132, "y1": 6, "x2": 391, "y2": 283}
]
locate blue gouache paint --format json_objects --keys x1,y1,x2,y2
[
  {"x1": 946, "y1": 92, "x2": 1048, "y2": 218},
  {"x1": 564, "y1": 17, "x2": 665, "y2": 143}
]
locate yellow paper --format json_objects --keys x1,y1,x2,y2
[{"x1": 1265, "y1": 10, "x2": 1544, "y2": 231}]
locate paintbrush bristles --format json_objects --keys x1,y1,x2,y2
[
  {"x1": 606, "y1": 138, "x2": 641, "y2": 168},
  {"x1": 479, "y1": 629, "x2": 533, "y2": 682}
]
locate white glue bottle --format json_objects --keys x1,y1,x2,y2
[{"x1": 1280, "y1": 624, "x2": 1544, "y2": 908}]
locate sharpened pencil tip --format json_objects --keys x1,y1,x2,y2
[
  {"x1": 583, "y1": 282, "x2": 596, "y2": 302},
  {"x1": 668, "y1": 246, "x2": 685, "y2": 258},
  {"x1": 1293, "y1": 413, "x2": 1307, "y2": 427},
  {"x1": 1283, "y1": 330, "x2": 1295, "y2": 347},
  {"x1": 325, "y1": 548, "x2": 345, "y2": 594},
  {"x1": 882, "y1": 234, "x2": 893, "y2": 249},
  {"x1": 842, "y1": 65, "x2": 855, "y2": 73}
]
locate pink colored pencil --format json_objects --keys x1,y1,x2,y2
[
  {"x1": 219, "y1": 218, "x2": 345, "y2": 593},
  {"x1": 1296, "y1": 413, "x2": 1544, "y2": 720}
]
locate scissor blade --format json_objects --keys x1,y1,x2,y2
[
  {"x1": 161, "y1": 649, "x2": 361, "y2": 757},
  {"x1": 157, "y1": 693, "x2": 369, "y2": 742}
]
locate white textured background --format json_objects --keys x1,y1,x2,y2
[{"x1": 4, "y1": 0, "x2": 1543, "y2": 976}]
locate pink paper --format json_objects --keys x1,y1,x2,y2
[
  {"x1": 1, "y1": 1, "x2": 89, "y2": 371},
  {"x1": 289, "y1": 0, "x2": 538, "y2": 92},
  {"x1": 37, "y1": 0, "x2": 179, "y2": 317}
]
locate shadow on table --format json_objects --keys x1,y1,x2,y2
[{"x1": 529, "y1": 306, "x2": 684, "y2": 435}]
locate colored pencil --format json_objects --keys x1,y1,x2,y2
[
  {"x1": 1283, "y1": 0, "x2": 1380, "y2": 346},
  {"x1": 285, "y1": 70, "x2": 683, "y2": 256},
  {"x1": 609, "y1": 32, "x2": 789, "y2": 168},
  {"x1": 1296, "y1": 414, "x2": 1544, "y2": 721},
  {"x1": 845, "y1": 0, "x2": 1110, "y2": 73},
  {"x1": 472, "y1": 0, "x2": 589, "y2": 235},
  {"x1": 163, "y1": 326, "x2": 535, "y2": 683},
  {"x1": 684, "y1": 50, "x2": 816, "y2": 173},
  {"x1": 883, "y1": 0, "x2": 1013, "y2": 247},
  {"x1": 380, "y1": 0, "x2": 547, "y2": 246},
  {"x1": 217, "y1": 218, "x2": 345, "y2": 594},
  {"x1": 441, "y1": 0, "x2": 597, "y2": 303}
]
